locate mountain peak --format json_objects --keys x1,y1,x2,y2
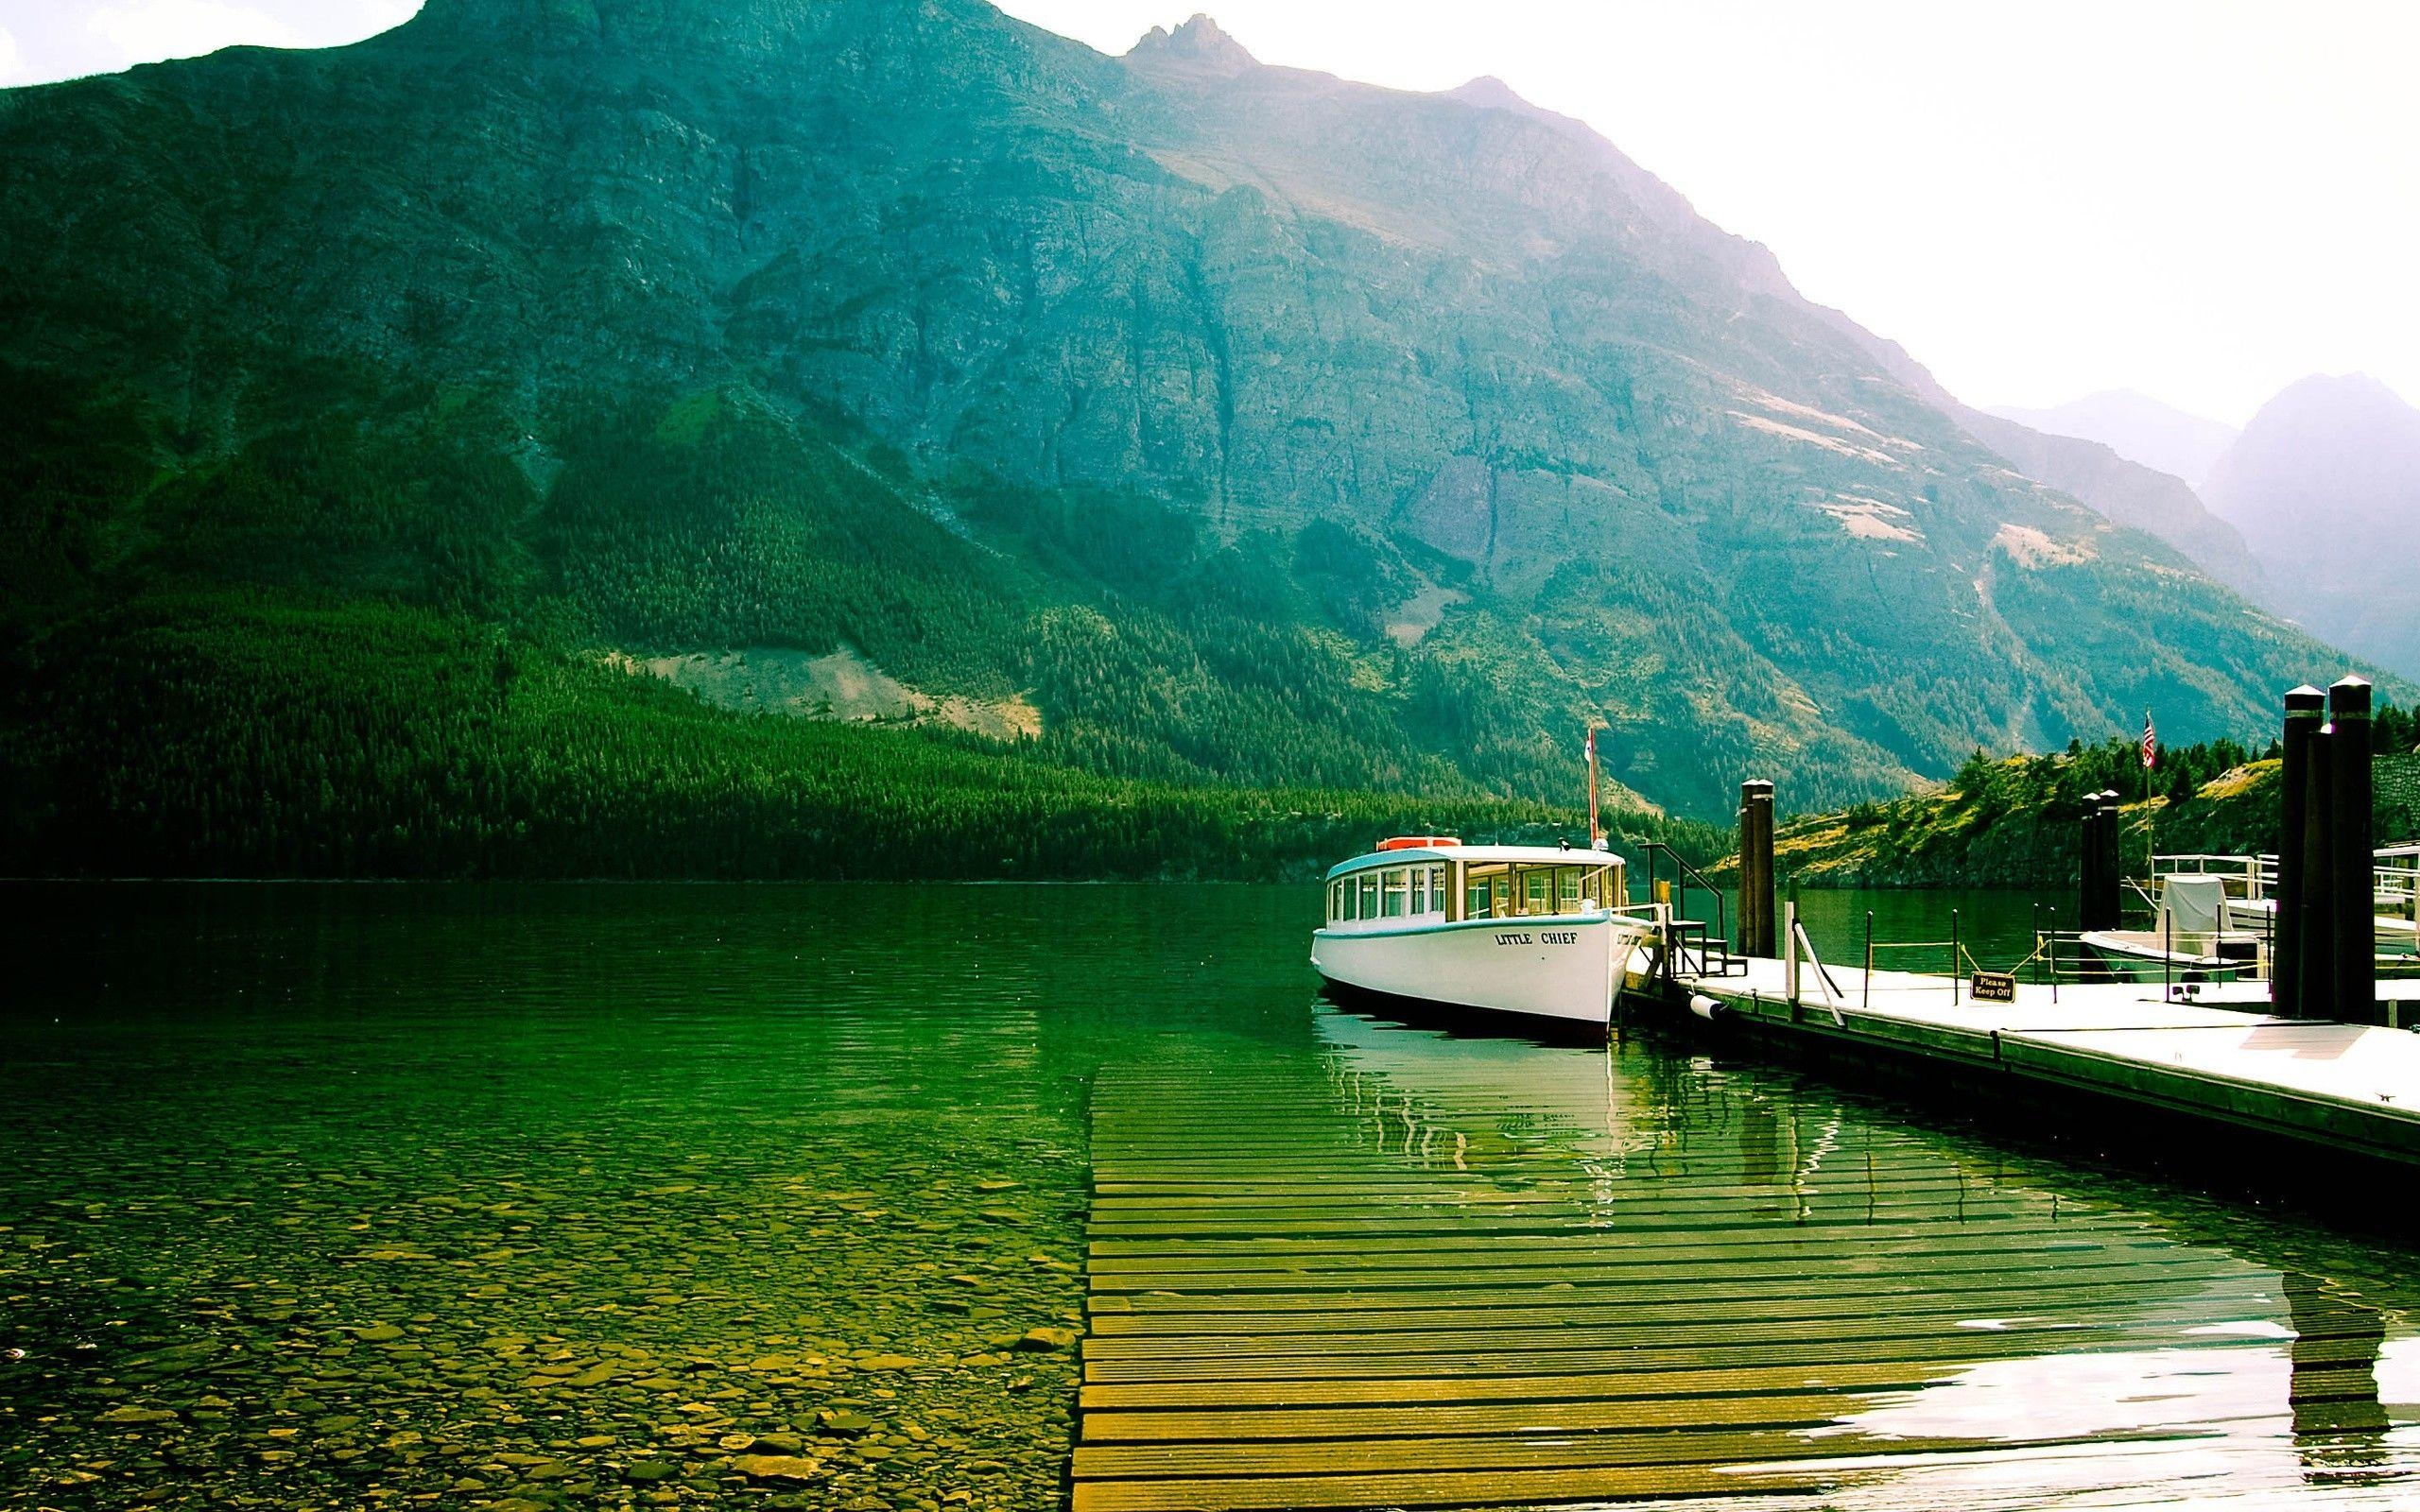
[
  {"x1": 1447, "y1": 76, "x2": 1527, "y2": 110},
  {"x1": 1128, "y1": 13, "x2": 1256, "y2": 75}
]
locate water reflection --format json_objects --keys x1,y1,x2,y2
[{"x1": 1270, "y1": 1004, "x2": 2420, "y2": 1508}]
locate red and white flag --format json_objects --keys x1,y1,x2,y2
[{"x1": 2140, "y1": 711, "x2": 2156, "y2": 770}]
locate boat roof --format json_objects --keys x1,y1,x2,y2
[{"x1": 1325, "y1": 845, "x2": 1627, "y2": 882}]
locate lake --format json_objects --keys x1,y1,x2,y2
[{"x1": 3, "y1": 883, "x2": 2415, "y2": 1510}]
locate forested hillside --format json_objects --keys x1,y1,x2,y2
[
  {"x1": 3, "y1": 593, "x2": 1728, "y2": 880},
  {"x1": 0, "y1": 0, "x2": 2396, "y2": 876},
  {"x1": 1724, "y1": 718, "x2": 2420, "y2": 889}
]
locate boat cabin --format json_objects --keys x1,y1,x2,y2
[{"x1": 1322, "y1": 840, "x2": 1627, "y2": 930}]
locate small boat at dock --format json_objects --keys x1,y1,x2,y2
[
  {"x1": 1310, "y1": 838, "x2": 1656, "y2": 1026},
  {"x1": 2078, "y1": 872, "x2": 2260, "y2": 984}
]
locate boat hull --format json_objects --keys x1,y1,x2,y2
[
  {"x1": 2076, "y1": 930, "x2": 2247, "y2": 984},
  {"x1": 1311, "y1": 914, "x2": 1642, "y2": 1026}
]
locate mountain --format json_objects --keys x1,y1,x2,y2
[
  {"x1": 0, "y1": 0, "x2": 2386, "y2": 871},
  {"x1": 1988, "y1": 391, "x2": 2240, "y2": 490},
  {"x1": 1810, "y1": 335, "x2": 2264, "y2": 596},
  {"x1": 2203, "y1": 374, "x2": 2420, "y2": 679}
]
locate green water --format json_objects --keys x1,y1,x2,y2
[{"x1": 2, "y1": 883, "x2": 2415, "y2": 1511}]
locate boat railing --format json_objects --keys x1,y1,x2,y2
[
  {"x1": 2149, "y1": 852, "x2": 2268, "y2": 900},
  {"x1": 2378, "y1": 852, "x2": 2420, "y2": 919}
]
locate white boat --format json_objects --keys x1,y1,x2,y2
[
  {"x1": 2079, "y1": 873, "x2": 2259, "y2": 983},
  {"x1": 2146, "y1": 850, "x2": 2420, "y2": 962},
  {"x1": 1309, "y1": 837, "x2": 1656, "y2": 1027}
]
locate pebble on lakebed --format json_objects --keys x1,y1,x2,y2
[{"x1": 1, "y1": 1143, "x2": 1086, "y2": 1510}]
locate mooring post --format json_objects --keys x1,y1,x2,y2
[
  {"x1": 2081, "y1": 792, "x2": 2121, "y2": 932},
  {"x1": 2079, "y1": 797, "x2": 2102, "y2": 934},
  {"x1": 1783, "y1": 897, "x2": 1800, "y2": 1007},
  {"x1": 2302, "y1": 721, "x2": 2338, "y2": 1020},
  {"x1": 2276, "y1": 685, "x2": 2325, "y2": 1016},
  {"x1": 2162, "y1": 898, "x2": 2173, "y2": 1003},
  {"x1": 2330, "y1": 678, "x2": 2377, "y2": 1024},
  {"x1": 2100, "y1": 783, "x2": 2119, "y2": 923},
  {"x1": 1950, "y1": 907, "x2": 1961, "y2": 1004},
  {"x1": 1863, "y1": 909, "x2": 1874, "y2": 1010},
  {"x1": 1740, "y1": 780, "x2": 1776, "y2": 958}
]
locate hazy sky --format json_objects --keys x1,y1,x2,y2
[{"x1": 4, "y1": 0, "x2": 2412, "y2": 426}]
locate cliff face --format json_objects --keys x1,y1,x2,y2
[{"x1": 0, "y1": 0, "x2": 2382, "y2": 818}]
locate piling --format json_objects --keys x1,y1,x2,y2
[
  {"x1": 2100, "y1": 791, "x2": 2126, "y2": 926},
  {"x1": 2329, "y1": 677, "x2": 2377, "y2": 1024},
  {"x1": 1739, "y1": 781, "x2": 1775, "y2": 958},
  {"x1": 2275, "y1": 686, "x2": 2326, "y2": 1016},
  {"x1": 2079, "y1": 798, "x2": 2103, "y2": 935},
  {"x1": 2081, "y1": 790, "x2": 2123, "y2": 931},
  {"x1": 2301, "y1": 723, "x2": 2337, "y2": 1019}
]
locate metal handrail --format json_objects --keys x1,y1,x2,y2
[{"x1": 1640, "y1": 842, "x2": 1730, "y2": 952}]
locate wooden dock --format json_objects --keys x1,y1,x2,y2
[
  {"x1": 1648, "y1": 959, "x2": 2420, "y2": 1168},
  {"x1": 1073, "y1": 1023, "x2": 2403, "y2": 1511}
]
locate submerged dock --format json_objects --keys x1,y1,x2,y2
[{"x1": 1641, "y1": 960, "x2": 2420, "y2": 1168}]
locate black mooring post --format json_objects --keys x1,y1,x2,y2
[
  {"x1": 2079, "y1": 798, "x2": 2102, "y2": 934},
  {"x1": 2100, "y1": 783, "x2": 2119, "y2": 923},
  {"x1": 1744, "y1": 780, "x2": 1776, "y2": 958},
  {"x1": 2330, "y1": 678, "x2": 2377, "y2": 1024},
  {"x1": 2276, "y1": 685, "x2": 2325, "y2": 1016},
  {"x1": 2087, "y1": 790, "x2": 2124, "y2": 930},
  {"x1": 1736, "y1": 789, "x2": 1752, "y2": 956},
  {"x1": 2302, "y1": 722, "x2": 2338, "y2": 1020}
]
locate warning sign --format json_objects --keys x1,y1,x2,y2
[{"x1": 1970, "y1": 971, "x2": 2016, "y2": 1003}]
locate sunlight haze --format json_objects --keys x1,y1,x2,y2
[{"x1": 4, "y1": 0, "x2": 2411, "y2": 424}]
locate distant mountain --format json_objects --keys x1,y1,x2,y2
[
  {"x1": 1803, "y1": 326, "x2": 2266, "y2": 596},
  {"x1": 0, "y1": 0, "x2": 2384, "y2": 860},
  {"x1": 2204, "y1": 374, "x2": 2420, "y2": 679},
  {"x1": 1988, "y1": 391, "x2": 2240, "y2": 490}
]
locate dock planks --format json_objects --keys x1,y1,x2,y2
[{"x1": 1070, "y1": 1024, "x2": 2368, "y2": 1512}]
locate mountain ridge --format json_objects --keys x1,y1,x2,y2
[
  {"x1": 0, "y1": 0, "x2": 2393, "y2": 860},
  {"x1": 1988, "y1": 390, "x2": 2240, "y2": 490}
]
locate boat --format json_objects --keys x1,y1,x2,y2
[
  {"x1": 2139, "y1": 850, "x2": 2420, "y2": 965},
  {"x1": 1309, "y1": 837, "x2": 1657, "y2": 1027},
  {"x1": 2077, "y1": 873, "x2": 2259, "y2": 983}
]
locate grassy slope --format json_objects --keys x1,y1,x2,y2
[{"x1": 1730, "y1": 741, "x2": 2420, "y2": 890}]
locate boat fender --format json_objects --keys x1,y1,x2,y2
[{"x1": 1688, "y1": 993, "x2": 1721, "y2": 1022}]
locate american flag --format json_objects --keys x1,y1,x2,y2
[{"x1": 2140, "y1": 711, "x2": 2156, "y2": 770}]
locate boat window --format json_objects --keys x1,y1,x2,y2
[
  {"x1": 1523, "y1": 868, "x2": 1552, "y2": 916},
  {"x1": 1359, "y1": 872, "x2": 1379, "y2": 919},
  {"x1": 1491, "y1": 871, "x2": 1512, "y2": 919},
  {"x1": 1429, "y1": 865, "x2": 1449, "y2": 914},
  {"x1": 1383, "y1": 868, "x2": 1409, "y2": 918},
  {"x1": 1558, "y1": 868, "x2": 1582, "y2": 914},
  {"x1": 1410, "y1": 868, "x2": 1427, "y2": 915},
  {"x1": 1464, "y1": 865, "x2": 1502, "y2": 919},
  {"x1": 1330, "y1": 881, "x2": 1345, "y2": 922}
]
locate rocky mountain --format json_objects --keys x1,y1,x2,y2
[
  {"x1": 1989, "y1": 391, "x2": 2240, "y2": 489},
  {"x1": 2204, "y1": 373, "x2": 2420, "y2": 679},
  {"x1": 0, "y1": 0, "x2": 2383, "y2": 840}
]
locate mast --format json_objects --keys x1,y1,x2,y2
[{"x1": 1585, "y1": 721, "x2": 1605, "y2": 850}]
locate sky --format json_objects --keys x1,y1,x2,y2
[{"x1": 3, "y1": 1, "x2": 2413, "y2": 427}]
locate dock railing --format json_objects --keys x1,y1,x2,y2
[
  {"x1": 1855, "y1": 905, "x2": 2010, "y2": 1008},
  {"x1": 1637, "y1": 842, "x2": 1742, "y2": 979}
]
